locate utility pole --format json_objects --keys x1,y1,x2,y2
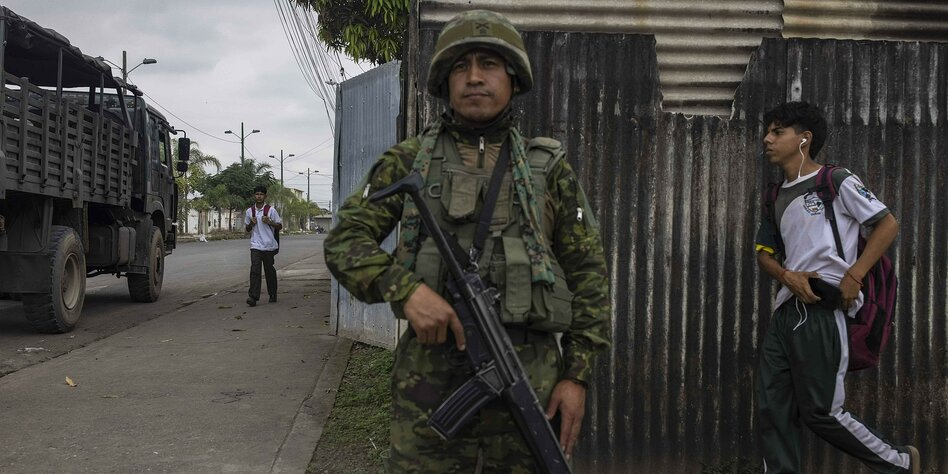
[
  {"x1": 268, "y1": 150, "x2": 295, "y2": 185},
  {"x1": 224, "y1": 122, "x2": 260, "y2": 163},
  {"x1": 298, "y1": 168, "x2": 318, "y2": 231}
]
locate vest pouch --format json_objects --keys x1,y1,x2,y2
[
  {"x1": 527, "y1": 262, "x2": 573, "y2": 332},
  {"x1": 498, "y1": 235, "x2": 531, "y2": 324},
  {"x1": 441, "y1": 166, "x2": 483, "y2": 223},
  {"x1": 411, "y1": 236, "x2": 447, "y2": 304}
]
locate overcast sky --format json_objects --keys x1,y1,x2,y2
[{"x1": 4, "y1": 0, "x2": 367, "y2": 208}]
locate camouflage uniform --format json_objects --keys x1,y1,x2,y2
[{"x1": 324, "y1": 10, "x2": 611, "y2": 473}]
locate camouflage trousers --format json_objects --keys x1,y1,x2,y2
[{"x1": 388, "y1": 328, "x2": 563, "y2": 473}]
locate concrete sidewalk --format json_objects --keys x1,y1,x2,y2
[{"x1": 0, "y1": 254, "x2": 350, "y2": 474}]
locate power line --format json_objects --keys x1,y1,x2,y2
[
  {"x1": 273, "y1": 0, "x2": 344, "y2": 134},
  {"x1": 140, "y1": 91, "x2": 240, "y2": 144}
]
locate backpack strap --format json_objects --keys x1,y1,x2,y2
[
  {"x1": 263, "y1": 204, "x2": 271, "y2": 218},
  {"x1": 813, "y1": 164, "x2": 852, "y2": 260}
]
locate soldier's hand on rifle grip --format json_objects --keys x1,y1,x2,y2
[
  {"x1": 404, "y1": 283, "x2": 467, "y2": 351},
  {"x1": 545, "y1": 379, "x2": 586, "y2": 460}
]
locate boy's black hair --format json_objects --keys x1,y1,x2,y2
[
  {"x1": 763, "y1": 101, "x2": 827, "y2": 158},
  {"x1": 253, "y1": 185, "x2": 267, "y2": 195}
]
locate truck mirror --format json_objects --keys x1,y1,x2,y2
[
  {"x1": 177, "y1": 162, "x2": 189, "y2": 173},
  {"x1": 177, "y1": 137, "x2": 191, "y2": 161}
]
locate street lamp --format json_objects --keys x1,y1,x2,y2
[
  {"x1": 224, "y1": 122, "x2": 260, "y2": 163},
  {"x1": 97, "y1": 50, "x2": 157, "y2": 83},
  {"x1": 298, "y1": 168, "x2": 318, "y2": 231},
  {"x1": 268, "y1": 150, "x2": 295, "y2": 185},
  {"x1": 298, "y1": 168, "x2": 318, "y2": 204}
]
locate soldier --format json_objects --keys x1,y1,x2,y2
[{"x1": 325, "y1": 10, "x2": 611, "y2": 472}]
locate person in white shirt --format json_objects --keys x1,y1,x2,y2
[
  {"x1": 754, "y1": 102, "x2": 917, "y2": 473},
  {"x1": 244, "y1": 185, "x2": 282, "y2": 306}
]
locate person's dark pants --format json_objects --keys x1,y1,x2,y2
[
  {"x1": 248, "y1": 249, "x2": 277, "y2": 301},
  {"x1": 757, "y1": 299, "x2": 911, "y2": 473}
]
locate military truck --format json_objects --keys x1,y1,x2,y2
[{"x1": 0, "y1": 7, "x2": 189, "y2": 333}]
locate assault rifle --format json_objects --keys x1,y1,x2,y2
[{"x1": 369, "y1": 172, "x2": 571, "y2": 474}]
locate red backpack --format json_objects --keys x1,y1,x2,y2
[
  {"x1": 763, "y1": 165, "x2": 897, "y2": 371},
  {"x1": 249, "y1": 204, "x2": 280, "y2": 253}
]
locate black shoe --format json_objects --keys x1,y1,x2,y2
[
  {"x1": 246, "y1": 297, "x2": 257, "y2": 307},
  {"x1": 268, "y1": 295, "x2": 277, "y2": 303}
]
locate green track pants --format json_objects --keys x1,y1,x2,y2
[{"x1": 757, "y1": 299, "x2": 911, "y2": 473}]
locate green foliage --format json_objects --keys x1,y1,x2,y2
[
  {"x1": 307, "y1": 342, "x2": 392, "y2": 473},
  {"x1": 173, "y1": 139, "x2": 221, "y2": 234},
  {"x1": 294, "y1": 0, "x2": 410, "y2": 64}
]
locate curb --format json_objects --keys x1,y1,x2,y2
[{"x1": 271, "y1": 336, "x2": 354, "y2": 473}]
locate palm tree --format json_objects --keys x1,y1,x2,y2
[
  {"x1": 174, "y1": 139, "x2": 221, "y2": 234},
  {"x1": 204, "y1": 184, "x2": 230, "y2": 233}
]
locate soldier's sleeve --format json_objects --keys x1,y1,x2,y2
[
  {"x1": 548, "y1": 158, "x2": 612, "y2": 386},
  {"x1": 323, "y1": 138, "x2": 423, "y2": 304}
]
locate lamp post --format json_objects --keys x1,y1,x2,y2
[
  {"x1": 268, "y1": 150, "x2": 295, "y2": 185},
  {"x1": 298, "y1": 168, "x2": 318, "y2": 203},
  {"x1": 97, "y1": 50, "x2": 157, "y2": 83},
  {"x1": 224, "y1": 122, "x2": 260, "y2": 164},
  {"x1": 298, "y1": 168, "x2": 318, "y2": 231},
  {"x1": 122, "y1": 51, "x2": 157, "y2": 82}
]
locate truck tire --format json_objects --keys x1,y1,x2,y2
[
  {"x1": 22, "y1": 226, "x2": 86, "y2": 333},
  {"x1": 128, "y1": 226, "x2": 164, "y2": 302}
]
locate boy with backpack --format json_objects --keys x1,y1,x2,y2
[
  {"x1": 754, "y1": 102, "x2": 918, "y2": 473},
  {"x1": 244, "y1": 185, "x2": 282, "y2": 306}
]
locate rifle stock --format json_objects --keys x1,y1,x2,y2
[{"x1": 369, "y1": 172, "x2": 572, "y2": 474}]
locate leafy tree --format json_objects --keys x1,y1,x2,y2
[
  {"x1": 204, "y1": 160, "x2": 276, "y2": 231},
  {"x1": 294, "y1": 0, "x2": 410, "y2": 64}
]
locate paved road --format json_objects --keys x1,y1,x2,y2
[
  {"x1": 0, "y1": 234, "x2": 349, "y2": 473},
  {"x1": 0, "y1": 234, "x2": 324, "y2": 376}
]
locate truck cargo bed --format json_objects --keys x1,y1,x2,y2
[{"x1": 1, "y1": 73, "x2": 135, "y2": 205}]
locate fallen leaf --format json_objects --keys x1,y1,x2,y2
[
  {"x1": 65, "y1": 377, "x2": 77, "y2": 387},
  {"x1": 218, "y1": 305, "x2": 232, "y2": 309}
]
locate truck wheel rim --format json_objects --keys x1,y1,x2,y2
[
  {"x1": 61, "y1": 252, "x2": 82, "y2": 311},
  {"x1": 154, "y1": 245, "x2": 162, "y2": 281}
]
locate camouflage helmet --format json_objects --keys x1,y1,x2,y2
[{"x1": 427, "y1": 10, "x2": 533, "y2": 99}]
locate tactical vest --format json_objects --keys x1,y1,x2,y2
[{"x1": 397, "y1": 132, "x2": 574, "y2": 332}]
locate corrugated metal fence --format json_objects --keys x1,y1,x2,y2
[
  {"x1": 420, "y1": 0, "x2": 948, "y2": 116},
  {"x1": 408, "y1": 29, "x2": 947, "y2": 471},
  {"x1": 331, "y1": 60, "x2": 405, "y2": 349}
]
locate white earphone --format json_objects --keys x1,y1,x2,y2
[{"x1": 801, "y1": 138, "x2": 808, "y2": 144}]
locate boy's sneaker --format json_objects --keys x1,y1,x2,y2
[
  {"x1": 268, "y1": 295, "x2": 277, "y2": 303},
  {"x1": 907, "y1": 445, "x2": 920, "y2": 474},
  {"x1": 246, "y1": 297, "x2": 256, "y2": 307}
]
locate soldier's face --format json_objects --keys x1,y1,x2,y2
[{"x1": 447, "y1": 49, "x2": 513, "y2": 126}]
